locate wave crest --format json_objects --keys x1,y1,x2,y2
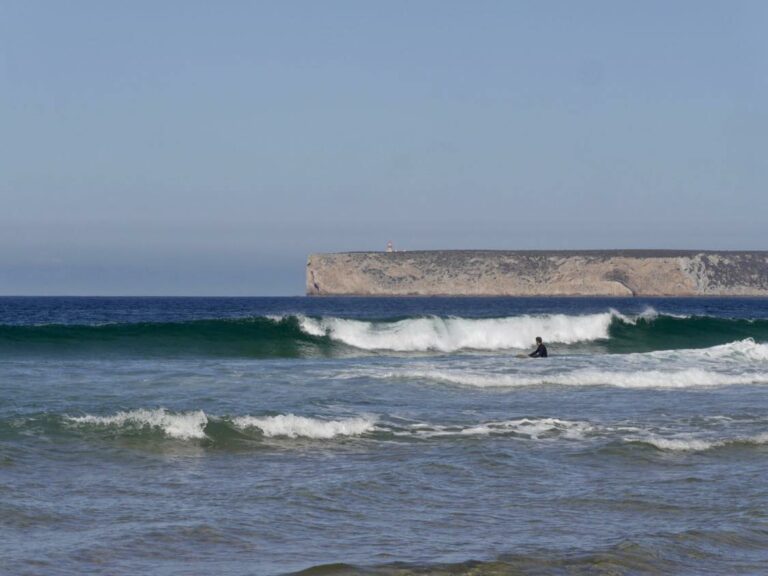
[
  {"x1": 26, "y1": 411, "x2": 768, "y2": 454},
  {"x1": 232, "y1": 414, "x2": 377, "y2": 439},
  {"x1": 627, "y1": 432, "x2": 768, "y2": 452},
  {"x1": 68, "y1": 408, "x2": 208, "y2": 439},
  {"x1": 669, "y1": 338, "x2": 768, "y2": 362},
  {"x1": 396, "y1": 418, "x2": 594, "y2": 440},
  {"x1": 377, "y1": 365, "x2": 768, "y2": 389},
  {"x1": 298, "y1": 313, "x2": 615, "y2": 352}
]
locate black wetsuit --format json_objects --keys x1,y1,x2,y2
[{"x1": 529, "y1": 343, "x2": 548, "y2": 358}]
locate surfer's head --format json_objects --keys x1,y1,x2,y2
[{"x1": 535, "y1": 336, "x2": 542, "y2": 344}]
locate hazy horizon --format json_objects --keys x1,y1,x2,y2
[{"x1": 2, "y1": 1, "x2": 766, "y2": 295}]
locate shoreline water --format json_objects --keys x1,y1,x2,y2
[{"x1": 3, "y1": 296, "x2": 768, "y2": 575}]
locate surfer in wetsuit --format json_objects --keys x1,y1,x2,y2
[{"x1": 529, "y1": 336, "x2": 548, "y2": 358}]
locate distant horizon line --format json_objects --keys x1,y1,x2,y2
[
  {"x1": 3, "y1": 294, "x2": 768, "y2": 300},
  {"x1": 0, "y1": 294, "x2": 305, "y2": 298}
]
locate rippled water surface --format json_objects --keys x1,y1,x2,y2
[{"x1": 2, "y1": 297, "x2": 768, "y2": 575}]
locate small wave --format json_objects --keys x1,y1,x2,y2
[
  {"x1": 232, "y1": 414, "x2": 377, "y2": 439},
  {"x1": 402, "y1": 418, "x2": 768, "y2": 451},
  {"x1": 289, "y1": 528, "x2": 765, "y2": 575},
  {"x1": 627, "y1": 432, "x2": 768, "y2": 452},
  {"x1": 22, "y1": 411, "x2": 768, "y2": 455},
  {"x1": 638, "y1": 436, "x2": 718, "y2": 452},
  {"x1": 396, "y1": 418, "x2": 594, "y2": 440},
  {"x1": 298, "y1": 313, "x2": 617, "y2": 352},
  {"x1": 380, "y1": 367, "x2": 768, "y2": 389},
  {"x1": 660, "y1": 338, "x2": 768, "y2": 362},
  {"x1": 68, "y1": 408, "x2": 208, "y2": 439},
  {"x1": 66, "y1": 410, "x2": 377, "y2": 441}
]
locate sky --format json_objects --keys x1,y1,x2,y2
[{"x1": 1, "y1": 1, "x2": 766, "y2": 295}]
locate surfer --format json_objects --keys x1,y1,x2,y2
[{"x1": 528, "y1": 336, "x2": 548, "y2": 358}]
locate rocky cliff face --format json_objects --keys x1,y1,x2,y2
[{"x1": 306, "y1": 251, "x2": 768, "y2": 296}]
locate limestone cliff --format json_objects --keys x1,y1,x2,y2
[{"x1": 306, "y1": 250, "x2": 768, "y2": 296}]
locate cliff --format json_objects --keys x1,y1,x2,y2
[{"x1": 306, "y1": 250, "x2": 768, "y2": 296}]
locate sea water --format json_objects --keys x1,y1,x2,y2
[{"x1": 2, "y1": 297, "x2": 768, "y2": 575}]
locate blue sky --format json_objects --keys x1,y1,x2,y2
[{"x1": 1, "y1": 1, "x2": 766, "y2": 295}]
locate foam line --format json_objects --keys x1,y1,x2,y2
[
  {"x1": 381, "y1": 367, "x2": 768, "y2": 389},
  {"x1": 395, "y1": 418, "x2": 594, "y2": 440}
]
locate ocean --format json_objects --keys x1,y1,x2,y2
[{"x1": 2, "y1": 296, "x2": 768, "y2": 575}]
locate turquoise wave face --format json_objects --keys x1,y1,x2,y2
[
  {"x1": 0, "y1": 316, "x2": 336, "y2": 358},
  {"x1": 604, "y1": 314, "x2": 768, "y2": 353},
  {"x1": 1, "y1": 312, "x2": 768, "y2": 358}
]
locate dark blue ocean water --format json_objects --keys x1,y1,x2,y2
[{"x1": 3, "y1": 297, "x2": 768, "y2": 575}]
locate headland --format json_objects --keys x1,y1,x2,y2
[{"x1": 306, "y1": 250, "x2": 768, "y2": 296}]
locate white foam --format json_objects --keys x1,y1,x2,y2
[
  {"x1": 68, "y1": 408, "x2": 208, "y2": 439},
  {"x1": 630, "y1": 431, "x2": 768, "y2": 452},
  {"x1": 298, "y1": 313, "x2": 617, "y2": 352},
  {"x1": 403, "y1": 418, "x2": 594, "y2": 440},
  {"x1": 393, "y1": 417, "x2": 768, "y2": 451},
  {"x1": 675, "y1": 339, "x2": 768, "y2": 362},
  {"x1": 640, "y1": 436, "x2": 718, "y2": 452},
  {"x1": 594, "y1": 339, "x2": 768, "y2": 366},
  {"x1": 384, "y1": 367, "x2": 768, "y2": 389},
  {"x1": 742, "y1": 432, "x2": 768, "y2": 446},
  {"x1": 233, "y1": 414, "x2": 377, "y2": 439}
]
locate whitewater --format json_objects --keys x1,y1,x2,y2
[
  {"x1": 297, "y1": 311, "x2": 620, "y2": 351},
  {"x1": 3, "y1": 296, "x2": 768, "y2": 575}
]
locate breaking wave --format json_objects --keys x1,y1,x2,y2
[
  {"x1": 67, "y1": 408, "x2": 209, "y2": 439},
  {"x1": 3, "y1": 411, "x2": 767, "y2": 456},
  {"x1": 2, "y1": 310, "x2": 767, "y2": 357},
  {"x1": 63, "y1": 409, "x2": 377, "y2": 441},
  {"x1": 232, "y1": 414, "x2": 377, "y2": 439},
  {"x1": 298, "y1": 313, "x2": 615, "y2": 351},
  {"x1": 626, "y1": 432, "x2": 768, "y2": 452},
  {"x1": 0, "y1": 411, "x2": 625, "y2": 445},
  {"x1": 645, "y1": 338, "x2": 768, "y2": 362}
]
